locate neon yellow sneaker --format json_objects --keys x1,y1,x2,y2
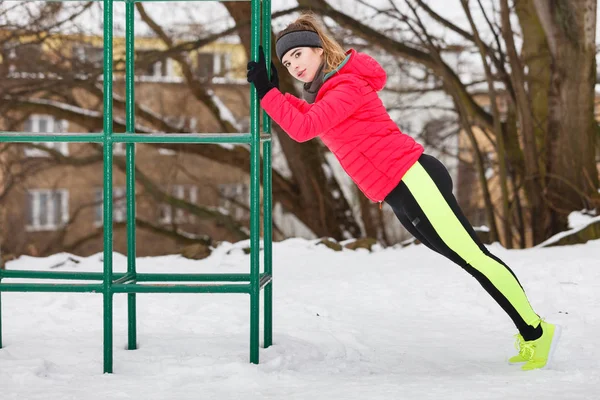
[
  {"x1": 508, "y1": 334, "x2": 529, "y2": 364},
  {"x1": 512, "y1": 321, "x2": 561, "y2": 371}
]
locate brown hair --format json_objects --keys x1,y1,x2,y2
[{"x1": 276, "y1": 13, "x2": 347, "y2": 74}]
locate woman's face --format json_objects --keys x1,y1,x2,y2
[{"x1": 281, "y1": 47, "x2": 324, "y2": 83}]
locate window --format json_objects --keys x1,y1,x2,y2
[
  {"x1": 23, "y1": 114, "x2": 69, "y2": 157},
  {"x1": 2, "y1": 42, "x2": 43, "y2": 73},
  {"x1": 136, "y1": 50, "x2": 172, "y2": 78},
  {"x1": 111, "y1": 142, "x2": 137, "y2": 156},
  {"x1": 26, "y1": 189, "x2": 69, "y2": 231},
  {"x1": 113, "y1": 142, "x2": 132, "y2": 156},
  {"x1": 219, "y1": 183, "x2": 248, "y2": 220},
  {"x1": 74, "y1": 45, "x2": 103, "y2": 67},
  {"x1": 159, "y1": 184, "x2": 198, "y2": 224},
  {"x1": 196, "y1": 52, "x2": 231, "y2": 79},
  {"x1": 94, "y1": 187, "x2": 127, "y2": 225}
]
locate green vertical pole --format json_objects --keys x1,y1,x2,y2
[
  {"x1": 125, "y1": 0, "x2": 137, "y2": 352},
  {"x1": 0, "y1": 275, "x2": 3, "y2": 348},
  {"x1": 249, "y1": 0, "x2": 261, "y2": 364},
  {"x1": 102, "y1": 0, "x2": 115, "y2": 374},
  {"x1": 262, "y1": 0, "x2": 273, "y2": 349}
]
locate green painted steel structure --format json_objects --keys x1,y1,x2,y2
[{"x1": 0, "y1": 0, "x2": 274, "y2": 373}]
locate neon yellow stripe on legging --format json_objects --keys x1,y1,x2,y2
[{"x1": 402, "y1": 162, "x2": 540, "y2": 327}]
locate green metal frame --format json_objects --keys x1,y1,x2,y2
[{"x1": 0, "y1": 0, "x2": 273, "y2": 373}]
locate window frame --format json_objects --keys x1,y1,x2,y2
[
  {"x1": 94, "y1": 187, "x2": 127, "y2": 226},
  {"x1": 23, "y1": 114, "x2": 69, "y2": 157},
  {"x1": 26, "y1": 189, "x2": 69, "y2": 232}
]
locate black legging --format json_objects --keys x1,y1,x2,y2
[{"x1": 385, "y1": 153, "x2": 542, "y2": 341}]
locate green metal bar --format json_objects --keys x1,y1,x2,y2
[
  {"x1": 249, "y1": 0, "x2": 261, "y2": 365},
  {"x1": 103, "y1": 0, "x2": 115, "y2": 374},
  {"x1": 0, "y1": 0, "x2": 275, "y2": 371},
  {"x1": 262, "y1": 0, "x2": 273, "y2": 349},
  {"x1": 0, "y1": 132, "x2": 272, "y2": 144},
  {"x1": 110, "y1": 133, "x2": 254, "y2": 143},
  {"x1": 0, "y1": 284, "x2": 103, "y2": 293},
  {"x1": 0, "y1": 271, "x2": 268, "y2": 284},
  {"x1": 0, "y1": 276, "x2": 3, "y2": 348},
  {"x1": 136, "y1": 273, "x2": 262, "y2": 282},
  {"x1": 125, "y1": 0, "x2": 138, "y2": 353},
  {"x1": 0, "y1": 270, "x2": 125, "y2": 281},
  {"x1": 112, "y1": 284, "x2": 250, "y2": 294},
  {"x1": 0, "y1": 133, "x2": 104, "y2": 143}
]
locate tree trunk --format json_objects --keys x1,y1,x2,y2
[
  {"x1": 506, "y1": 0, "x2": 550, "y2": 246},
  {"x1": 462, "y1": 0, "x2": 513, "y2": 247},
  {"x1": 224, "y1": 2, "x2": 362, "y2": 239},
  {"x1": 532, "y1": 0, "x2": 599, "y2": 236}
]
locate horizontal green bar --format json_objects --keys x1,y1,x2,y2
[
  {"x1": 112, "y1": 283, "x2": 250, "y2": 294},
  {"x1": 0, "y1": 133, "x2": 104, "y2": 143},
  {"x1": 112, "y1": 133, "x2": 250, "y2": 144},
  {"x1": 0, "y1": 132, "x2": 272, "y2": 145},
  {"x1": 136, "y1": 273, "x2": 263, "y2": 282},
  {"x1": 111, "y1": 133, "x2": 271, "y2": 144},
  {"x1": 0, "y1": 271, "x2": 270, "y2": 284},
  {"x1": 0, "y1": 283, "x2": 103, "y2": 293},
  {"x1": 0, "y1": 270, "x2": 126, "y2": 281}
]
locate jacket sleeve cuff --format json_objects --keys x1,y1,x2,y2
[{"x1": 260, "y1": 88, "x2": 280, "y2": 106}]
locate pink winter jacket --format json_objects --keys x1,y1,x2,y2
[{"x1": 261, "y1": 49, "x2": 424, "y2": 202}]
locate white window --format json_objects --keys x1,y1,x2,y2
[
  {"x1": 114, "y1": 142, "x2": 126, "y2": 156},
  {"x1": 219, "y1": 183, "x2": 248, "y2": 220},
  {"x1": 136, "y1": 50, "x2": 173, "y2": 78},
  {"x1": 159, "y1": 184, "x2": 198, "y2": 224},
  {"x1": 94, "y1": 187, "x2": 127, "y2": 225},
  {"x1": 26, "y1": 189, "x2": 69, "y2": 231},
  {"x1": 23, "y1": 114, "x2": 69, "y2": 157},
  {"x1": 112, "y1": 142, "x2": 137, "y2": 156},
  {"x1": 196, "y1": 52, "x2": 231, "y2": 79},
  {"x1": 2, "y1": 42, "x2": 43, "y2": 73},
  {"x1": 74, "y1": 45, "x2": 103, "y2": 67}
]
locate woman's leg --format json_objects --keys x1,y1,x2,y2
[
  {"x1": 386, "y1": 197, "x2": 440, "y2": 253},
  {"x1": 387, "y1": 154, "x2": 542, "y2": 341}
]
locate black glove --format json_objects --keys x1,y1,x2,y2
[{"x1": 247, "y1": 46, "x2": 278, "y2": 99}]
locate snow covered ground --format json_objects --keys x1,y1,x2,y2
[{"x1": 1, "y1": 238, "x2": 599, "y2": 399}]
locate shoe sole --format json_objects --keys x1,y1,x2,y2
[
  {"x1": 542, "y1": 324, "x2": 561, "y2": 370},
  {"x1": 508, "y1": 359, "x2": 526, "y2": 365}
]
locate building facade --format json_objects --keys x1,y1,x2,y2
[{"x1": 1, "y1": 31, "x2": 258, "y2": 258}]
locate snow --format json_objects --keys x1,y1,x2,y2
[
  {"x1": 2, "y1": 238, "x2": 600, "y2": 399},
  {"x1": 536, "y1": 212, "x2": 600, "y2": 248},
  {"x1": 569, "y1": 210, "x2": 598, "y2": 230},
  {"x1": 14, "y1": 97, "x2": 103, "y2": 118}
]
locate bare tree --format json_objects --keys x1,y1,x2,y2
[
  {"x1": 296, "y1": 0, "x2": 599, "y2": 246},
  {"x1": 0, "y1": 2, "x2": 366, "y2": 257}
]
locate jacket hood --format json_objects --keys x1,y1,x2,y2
[{"x1": 334, "y1": 49, "x2": 387, "y2": 92}]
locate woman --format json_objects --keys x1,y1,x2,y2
[{"x1": 247, "y1": 13, "x2": 559, "y2": 371}]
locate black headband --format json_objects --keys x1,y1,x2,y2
[{"x1": 276, "y1": 30, "x2": 322, "y2": 61}]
